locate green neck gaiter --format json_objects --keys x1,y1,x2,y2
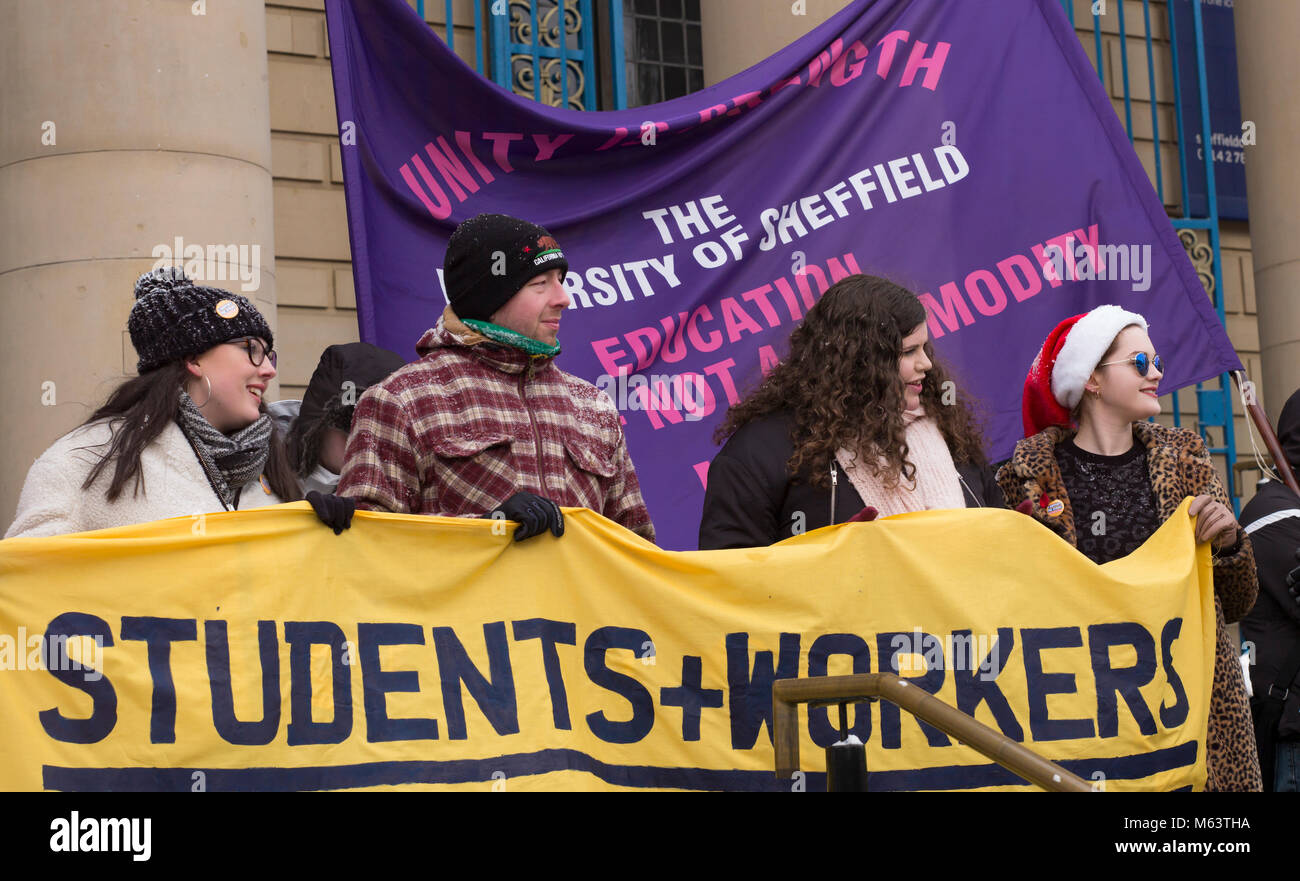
[{"x1": 462, "y1": 319, "x2": 561, "y2": 358}]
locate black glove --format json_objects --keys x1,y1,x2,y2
[
  {"x1": 484, "y1": 491, "x2": 564, "y2": 541},
  {"x1": 307, "y1": 491, "x2": 355, "y2": 535}
]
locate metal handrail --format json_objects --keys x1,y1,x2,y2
[{"x1": 772, "y1": 673, "x2": 1093, "y2": 792}]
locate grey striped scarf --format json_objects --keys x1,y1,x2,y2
[{"x1": 177, "y1": 391, "x2": 272, "y2": 508}]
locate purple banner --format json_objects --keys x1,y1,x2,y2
[{"x1": 325, "y1": 0, "x2": 1241, "y2": 550}]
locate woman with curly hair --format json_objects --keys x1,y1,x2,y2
[{"x1": 698, "y1": 274, "x2": 1002, "y2": 550}]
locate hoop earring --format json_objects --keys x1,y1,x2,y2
[{"x1": 191, "y1": 374, "x2": 213, "y2": 407}]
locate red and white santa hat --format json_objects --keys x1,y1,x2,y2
[{"x1": 1021, "y1": 305, "x2": 1148, "y2": 436}]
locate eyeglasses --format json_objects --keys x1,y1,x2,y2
[
  {"x1": 1097, "y1": 352, "x2": 1163, "y2": 377},
  {"x1": 231, "y1": 337, "x2": 277, "y2": 369}
]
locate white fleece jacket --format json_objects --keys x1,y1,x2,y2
[{"x1": 5, "y1": 419, "x2": 282, "y2": 538}]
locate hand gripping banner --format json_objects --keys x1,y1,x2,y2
[
  {"x1": 325, "y1": 0, "x2": 1241, "y2": 550},
  {"x1": 0, "y1": 500, "x2": 1213, "y2": 791}
]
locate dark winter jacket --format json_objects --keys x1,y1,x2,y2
[
  {"x1": 1239, "y1": 389, "x2": 1300, "y2": 742},
  {"x1": 699, "y1": 410, "x2": 1003, "y2": 550}
]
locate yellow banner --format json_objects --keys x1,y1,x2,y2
[{"x1": 0, "y1": 500, "x2": 1213, "y2": 791}]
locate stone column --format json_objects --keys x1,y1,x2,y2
[
  {"x1": 1234, "y1": 1, "x2": 1300, "y2": 422},
  {"x1": 700, "y1": 0, "x2": 847, "y2": 86},
  {"x1": 0, "y1": 0, "x2": 276, "y2": 529}
]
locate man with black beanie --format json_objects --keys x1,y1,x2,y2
[
  {"x1": 1240, "y1": 388, "x2": 1300, "y2": 790},
  {"x1": 321, "y1": 213, "x2": 654, "y2": 543}
]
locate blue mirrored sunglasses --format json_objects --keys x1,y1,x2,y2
[{"x1": 1098, "y1": 352, "x2": 1163, "y2": 377}]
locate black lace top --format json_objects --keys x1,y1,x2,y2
[{"x1": 1055, "y1": 433, "x2": 1163, "y2": 564}]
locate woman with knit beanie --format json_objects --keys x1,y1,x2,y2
[
  {"x1": 996, "y1": 304, "x2": 1261, "y2": 790},
  {"x1": 5, "y1": 267, "x2": 300, "y2": 538},
  {"x1": 698, "y1": 274, "x2": 1002, "y2": 550}
]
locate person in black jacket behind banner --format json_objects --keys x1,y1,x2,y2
[
  {"x1": 268, "y1": 342, "x2": 407, "y2": 496},
  {"x1": 698, "y1": 274, "x2": 1002, "y2": 550},
  {"x1": 1240, "y1": 387, "x2": 1300, "y2": 791}
]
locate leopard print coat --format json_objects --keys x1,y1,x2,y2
[{"x1": 996, "y1": 421, "x2": 1261, "y2": 791}]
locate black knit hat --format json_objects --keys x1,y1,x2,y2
[
  {"x1": 289, "y1": 342, "x2": 407, "y2": 475},
  {"x1": 128, "y1": 267, "x2": 274, "y2": 373},
  {"x1": 443, "y1": 214, "x2": 569, "y2": 321}
]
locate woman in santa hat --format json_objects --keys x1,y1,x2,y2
[{"x1": 997, "y1": 305, "x2": 1261, "y2": 791}]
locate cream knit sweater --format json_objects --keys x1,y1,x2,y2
[
  {"x1": 5, "y1": 419, "x2": 282, "y2": 538},
  {"x1": 835, "y1": 408, "x2": 965, "y2": 517}
]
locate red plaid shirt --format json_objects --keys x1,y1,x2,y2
[{"x1": 337, "y1": 311, "x2": 655, "y2": 541}]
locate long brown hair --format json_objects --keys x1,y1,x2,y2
[
  {"x1": 716, "y1": 274, "x2": 989, "y2": 489},
  {"x1": 80, "y1": 362, "x2": 301, "y2": 503}
]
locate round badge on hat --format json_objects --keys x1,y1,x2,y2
[
  {"x1": 215, "y1": 299, "x2": 240, "y2": 319},
  {"x1": 1045, "y1": 499, "x2": 1065, "y2": 517}
]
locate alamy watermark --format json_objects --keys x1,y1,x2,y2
[
  {"x1": 50, "y1": 812, "x2": 150, "y2": 861},
  {"x1": 1, "y1": 628, "x2": 104, "y2": 681},
  {"x1": 151, "y1": 236, "x2": 261, "y2": 293},
  {"x1": 595, "y1": 371, "x2": 709, "y2": 422},
  {"x1": 889, "y1": 628, "x2": 1003, "y2": 680},
  {"x1": 1041, "y1": 236, "x2": 1151, "y2": 292}
]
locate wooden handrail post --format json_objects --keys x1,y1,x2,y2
[{"x1": 1234, "y1": 372, "x2": 1299, "y2": 494}]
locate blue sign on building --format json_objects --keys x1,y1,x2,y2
[{"x1": 1172, "y1": 0, "x2": 1248, "y2": 220}]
